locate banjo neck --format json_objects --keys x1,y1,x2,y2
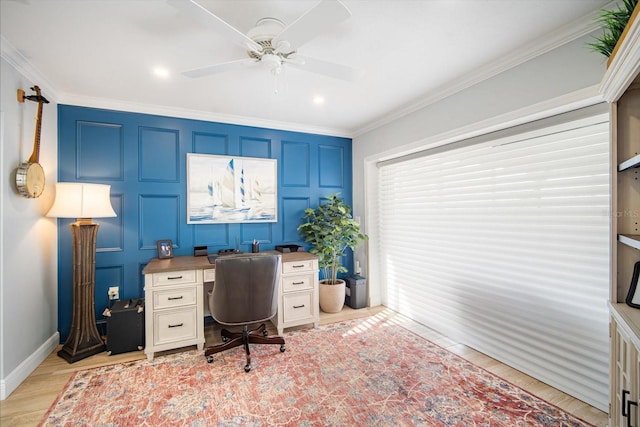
[
  {"x1": 28, "y1": 85, "x2": 45, "y2": 164},
  {"x1": 15, "y1": 85, "x2": 49, "y2": 199}
]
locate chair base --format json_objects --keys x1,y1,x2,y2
[{"x1": 204, "y1": 323, "x2": 285, "y2": 372}]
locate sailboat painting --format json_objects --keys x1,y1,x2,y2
[{"x1": 187, "y1": 153, "x2": 277, "y2": 224}]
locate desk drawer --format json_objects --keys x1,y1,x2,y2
[
  {"x1": 153, "y1": 287, "x2": 196, "y2": 309},
  {"x1": 282, "y1": 292, "x2": 313, "y2": 323},
  {"x1": 282, "y1": 273, "x2": 314, "y2": 293},
  {"x1": 153, "y1": 307, "x2": 197, "y2": 345},
  {"x1": 152, "y1": 270, "x2": 198, "y2": 286},
  {"x1": 283, "y1": 260, "x2": 315, "y2": 274},
  {"x1": 203, "y1": 268, "x2": 215, "y2": 283}
]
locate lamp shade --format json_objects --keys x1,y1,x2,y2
[{"x1": 47, "y1": 182, "x2": 116, "y2": 219}]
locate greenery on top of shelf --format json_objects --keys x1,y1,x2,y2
[{"x1": 588, "y1": 0, "x2": 638, "y2": 57}]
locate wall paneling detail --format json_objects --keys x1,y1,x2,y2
[
  {"x1": 139, "y1": 127, "x2": 179, "y2": 182},
  {"x1": 240, "y1": 136, "x2": 272, "y2": 158},
  {"x1": 282, "y1": 141, "x2": 310, "y2": 187},
  {"x1": 139, "y1": 194, "x2": 180, "y2": 250},
  {"x1": 192, "y1": 132, "x2": 228, "y2": 155},
  {"x1": 281, "y1": 197, "x2": 310, "y2": 242},
  {"x1": 57, "y1": 105, "x2": 351, "y2": 341},
  {"x1": 318, "y1": 144, "x2": 345, "y2": 188},
  {"x1": 76, "y1": 121, "x2": 123, "y2": 180}
]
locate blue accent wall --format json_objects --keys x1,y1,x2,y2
[{"x1": 57, "y1": 105, "x2": 352, "y2": 342}]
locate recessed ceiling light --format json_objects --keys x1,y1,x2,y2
[
  {"x1": 153, "y1": 67, "x2": 170, "y2": 78},
  {"x1": 313, "y1": 96, "x2": 325, "y2": 105}
]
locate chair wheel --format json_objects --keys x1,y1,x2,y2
[
  {"x1": 244, "y1": 364, "x2": 251, "y2": 372},
  {"x1": 280, "y1": 344, "x2": 286, "y2": 352},
  {"x1": 262, "y1": 330, "x2": 268, "y2": 337},
  {"x1": 207, "y1": 356, "x2": 214, "y2": 363},
  {"x1": 222, "y1": 336, "x2": 230, "y2": 343}
]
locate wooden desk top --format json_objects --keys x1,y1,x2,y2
[{"x1": 142, "y1": 251, "x2": 317, "y2": 274}]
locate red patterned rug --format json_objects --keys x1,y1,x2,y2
[{"x1": 40, "y1": 314, "x2": 594, "y2": 426}]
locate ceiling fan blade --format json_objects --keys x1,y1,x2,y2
[
  {"x1": 272, "y1": 0, "x2": 351, "y2": 51},
  {"x1": 288, "y1": 55, "x2": 362, "y2": 82},
  {"x1": 282, "y1": 55, "x2": 305, "y2": 66},
  {"x1": 168, "y1": 0, "x2": 262, "y2": 53},
  {"x1": 183, "y1": 58, "x2": 255, "y2": 78}
]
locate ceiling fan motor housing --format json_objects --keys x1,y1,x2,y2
[{"x1": 246, "y1": 18, "x2": 288, "y2": 58}]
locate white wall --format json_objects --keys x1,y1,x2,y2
[
  {"x1": 1, "y1": 57, "x2": 59, "y2": 399},
  {"x1": 352, "y1": 34, "x2": 607, "y2": 307}
]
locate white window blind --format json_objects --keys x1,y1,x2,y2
[{"x1": 377, "y1": 111, "x2": 610, "y2": 411}]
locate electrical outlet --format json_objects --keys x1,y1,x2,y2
[{"x1": 108, "y1": 286, "x2": 119, "y2": 300}]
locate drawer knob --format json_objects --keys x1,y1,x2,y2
[
  {"x1": 292, "y1": 281, "x2": 304, "y2": 285},
  {"x1": 292, "y1": 264, "x2": 305, "y2": 268},
  {"x1": 168, "y1": 275, "x2": 183, "y2": 280},
  {"x1": 168, "y1": 296, "x2": 184, "y2": 300},
  {"x1": 293, "y1": 304, "x2": 305, "y2": 309},
  {"x1": 168, "y1": 323, "x2": 184, "y2": 328}
]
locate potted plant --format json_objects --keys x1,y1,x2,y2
[{"x1": 298, "y1": 193, "x2": 366, "y2": 313}]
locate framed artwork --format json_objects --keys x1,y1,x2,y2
[
  {"x1": 626, "y1": 261, "x2": 640, "y2": 308},
  {"x1": 156, "y1": 240, "x2": 174, "y2": 259},
  {"x1": 187, "y1": 153, "x2": 277, "y2": 224}
]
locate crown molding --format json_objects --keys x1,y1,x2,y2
[
  {"x1": 1, "y1": 36, "x2": 61, "y2": 103},
  {"x1": 58, "y1": 93, "x2": 352, "y2": 138},
  {"x1": 599, "y1": 6, "x2": 640, "y2": 102},
  {"x1": 353, "y1": 9, "x2": 603, "y2": 137}
]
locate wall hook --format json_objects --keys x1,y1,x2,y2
[{"x1": 17, "y1": 86, "x2": 49, "y2": 104}]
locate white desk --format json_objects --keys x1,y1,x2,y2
[{"x1": 142, "y1": 252, "x2": 319, "y2": 360}]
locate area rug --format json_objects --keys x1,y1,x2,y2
[{"x1": 40, "y1": 314, "x2": 594, "y2": 426}]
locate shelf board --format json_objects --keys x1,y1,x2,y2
[
  {"x1": 610, "y1": 302, "x2": 640, "y2": 349},
  {"x1": 619, "y1": 154, "x2": 640, "y2": 171},
  {"x1": 619, "y1": 234, "x2": 640, "y2": 249}
]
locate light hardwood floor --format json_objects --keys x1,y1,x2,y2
[{"x1": 0, "y1": 306, "x2": 608, "y2": 426}]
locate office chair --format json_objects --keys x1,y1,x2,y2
[{"x1": 205, "y1": 253, "x2": 285, "y2": 372}]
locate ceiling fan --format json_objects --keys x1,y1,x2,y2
[{"x1": 168, "y1": 0, "x2": 360, "y2": 81}]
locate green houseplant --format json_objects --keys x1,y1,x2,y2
[
  {"x1": 587, "y1": 0, "x2": 638, "y2": 58},
  {"x1": 298, "y1": 193, "x2": 366, "y2": 312}
]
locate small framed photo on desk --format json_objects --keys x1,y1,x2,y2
[{"x1": 156, "y1": 240, "x2": 174, "y2": 259}]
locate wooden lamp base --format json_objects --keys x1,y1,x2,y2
[{"x1": 58, "y1": 219, "x2": 106, "y2": 363}]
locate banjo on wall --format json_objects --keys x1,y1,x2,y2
[{"x1": 16, "y1": 85, "x2": 49, "y2": 199}]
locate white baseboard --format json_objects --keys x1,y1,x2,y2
[{"x1": 0, "y1": 332, "x2": 59, "y2": 400}]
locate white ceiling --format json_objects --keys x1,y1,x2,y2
[{"x1": 0, "y1": 0, "x2": 609, "y2": 137}]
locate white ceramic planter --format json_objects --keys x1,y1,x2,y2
[{"x1": 319, "y1": 279, "x2": 346, "y2": 313}]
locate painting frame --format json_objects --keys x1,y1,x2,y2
[
  {"x1": 187, "y1": 153, "x2": 278, "y2": 224},
  {"x1": 156, "y1": 240, "x2": 174, "y2": 259}
]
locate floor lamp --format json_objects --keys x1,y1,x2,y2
[{"x1": 47, "y1": 182, "x2": 116, "y2": 363}]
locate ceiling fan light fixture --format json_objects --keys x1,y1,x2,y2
[{"x1": 261, "y1": 53, "x2": 283, "y2": 74}]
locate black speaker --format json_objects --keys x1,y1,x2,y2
[{"x1": 106, "y1": 299, "x2": 145, "y2": 355}]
